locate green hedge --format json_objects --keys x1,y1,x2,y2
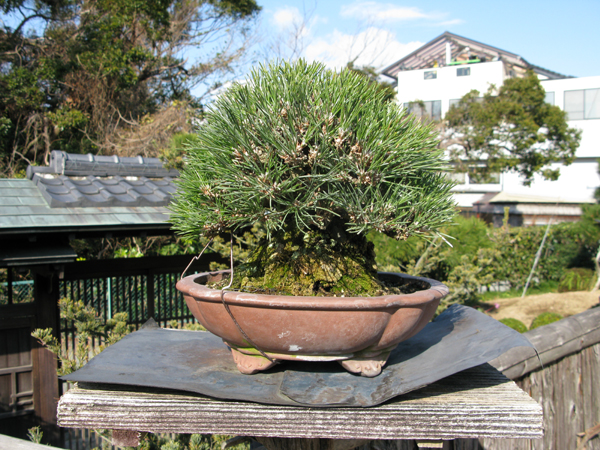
[
  {"x1": 372, "y1": 205, "x2": 600, "y2": 308},
  {"x1": 499, "y1": 318, "x2": 528, "y2": 333},
  {"x1": 557, "y1": 268, "x2": 595, "y2": 292}
]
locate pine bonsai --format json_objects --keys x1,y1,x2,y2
[{"x1": 170, "y1": 60, "x2": 456, "y2": 296}]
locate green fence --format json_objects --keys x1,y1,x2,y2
[
  {"x1": 59, "y1": 272, "x2": 193, "y2": 328},
  {"x1": 0, "y1": 280, "x2": 34, "y2": 305}
]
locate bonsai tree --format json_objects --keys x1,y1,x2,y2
[{"x1": 170, "y1": 60, "x2": 456, "y2": 296}]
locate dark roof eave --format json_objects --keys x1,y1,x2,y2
[
  {"x1": 530, "y1": 64, "x2": 573, "y2": 80},
  {"x1": 0, "y1": 222, "x2": 175, "y2": 239}
]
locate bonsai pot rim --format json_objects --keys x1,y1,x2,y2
[{"x1": 176, "y1": 271, "x2": 449, "y2": 310}]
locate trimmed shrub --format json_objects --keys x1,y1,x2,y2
[
  {"x1": 499, "y1": 318, "x2": 528, "y2": 333},
  {"x1": 530, "y1": 312, "x2": 563, "y2": 330}
]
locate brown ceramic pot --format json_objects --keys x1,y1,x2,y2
[{"x1": 176, "y1": 271, "x2": 448, "y2": 377}]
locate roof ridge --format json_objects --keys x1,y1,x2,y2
[
  {"x1": 26, "y1": 150, "x2": 180, "y2": 179},
  {"x1": 381, "y1": 32, "x2": 567, "y2": 80}
]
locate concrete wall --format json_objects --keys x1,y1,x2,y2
[
  {"x1": 541, "y1": 75, "x2": 600, "y2": 159},
  {"x1": 396, "y1": 60, "x2": 506, "y2": 118}
]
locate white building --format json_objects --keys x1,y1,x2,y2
[{"x1": 381, "y1": 32, "x2": 600, "y2": 226}]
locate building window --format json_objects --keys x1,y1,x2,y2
[
  {"x1": 544, "y1": 92, "x2": 555, "y2": 105},
  {"x1": 403, "y1": 100, "x2": 442, "y2": 121},
  {"x1": 449, "y1": 169, "x2": 500, "y2": 186},
  {"x1": 457, "y1": 67, "x2": 470, "y2": 77},
  {"x1": 424, "y1": 70, "x2": 437, "y2": 80},
  {"x1": 468, "y1": 168, "x2": 501, "y2": 184},
  {"x1": 564, "y1": 88, "x2": 600, "y2": 120},
  {"x1": 449, "y1": 97, "x2": 483, "y2": 110},
  {"x1": 445, "y1": 172, "x2": 466, "y2": 184}
]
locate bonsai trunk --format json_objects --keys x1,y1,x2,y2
[{"x1": 238, "y1": 223, "x2": 382, "y2": 297}]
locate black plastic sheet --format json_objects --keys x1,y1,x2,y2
[{"x1": 62, "y1": 304, "x2": 534, "y2": 407}]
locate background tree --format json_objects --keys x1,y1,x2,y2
[
  {"x1": 0, "y1": 0, "x2": 260, "y2": 176},
  {"x1": 346, "y1": 60, "x2": 395, "y2": 102},
  {"x1": 440, "y1": 71, "x2": 581, "y2": 185}
]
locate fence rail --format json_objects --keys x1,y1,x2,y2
[{"x1": 455, "y1": 306, "x2": 600, "y2": 450}]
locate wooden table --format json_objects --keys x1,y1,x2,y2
[{"x1": 57, "y1": 364, "x2": 543, "y2": 450}]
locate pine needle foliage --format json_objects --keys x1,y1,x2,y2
[
  {"x1": 171, "y1": 60, "x2": 455, "y2": 243},
  {"x1": 170, "y1": 60, "x2": 456, "y2": 295}
]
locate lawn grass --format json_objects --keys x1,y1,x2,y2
[{"x1": 479, "y1": 280, "x2": 560, "y2": 302}]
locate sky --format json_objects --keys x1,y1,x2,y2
[{"x1": 252, "y1": 0, "x2": 600, "y2": 79}]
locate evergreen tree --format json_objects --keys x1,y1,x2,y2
[
  {"x1": 170, "y1": 60, "x2": 456, "y2": 296},
  {"x1": 346, "y1": 60, "x2": 396, "y2": 103}
]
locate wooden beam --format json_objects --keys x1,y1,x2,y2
[
  {"x1": 490, "y1": 307, "x2": 600, "y2": 379},
  {"x1": 57, "y1": 364, "x2": 543, "y2": 442},
  {"x1": 61, "y1": 253, "x2": 227, "y2": 280},
  {"x1": 31, "y1": 272, "x2": 60, "y2": 441},
  {"x1": 0, "y1": 303, "x2": 36, "y2": 320}
]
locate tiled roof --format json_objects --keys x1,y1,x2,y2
[
  {"x1": 0, "y1": 178, "x2": 172, "y2": 234},
  {"x1": 32, "y1": 174, "x2": 176, "y2": 208},
  {"x1": 27, "y1": 150, "x2": 179, "y2": 208},
  {"x1": 0, "y1": 151, "x2": 178, "y2": 237}
]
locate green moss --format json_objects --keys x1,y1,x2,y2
[
  {"x1": 530, "y1": 312, "x2": 563, "y2": 330},
  {"x1": 499, "y1": 318, "x2": 528, "y2": 333},
  {"x1": 234, "y1": 225, "x2": 383, "y2": 296},
  {"x1": 205, "y1": 223, "x2": 432, "y2": 297}
]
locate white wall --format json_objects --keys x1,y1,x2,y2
[
  {"x1": 501, "y1": 160, "x2": 599, "y2": 200},
  {"x1": 396, "y1": 61, "x2": 505, "y2": 117}
]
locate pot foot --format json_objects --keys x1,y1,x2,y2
[
  {"x1": 229, "y1": 347, "x2": 278, "y2": 374},
  {"x1": 339, "y1": 352, "x2": 391, "y2": 377}
]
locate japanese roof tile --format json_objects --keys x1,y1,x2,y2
[
  {"x1": 0, "y1": 151, "x2": 178, "y2": 235},
  {"x1": 31, "y1": 172, "x2": 176, "y2": 208}
]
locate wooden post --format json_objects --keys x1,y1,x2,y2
[
  {"x1": 146, "y1": 270, "x2": 155, "y2": 320},
  {"x1": 32, "y1": 270, "x2": 60, "y2": 444}
]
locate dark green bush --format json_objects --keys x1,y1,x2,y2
[
  {"x1": 499, "y1": 318, "x2": 528, "y2": 333},
  {"x1": 371, "y1": 206, "x2": 600, "y2": 313},
  {"x1": 373, "y1": 214, "x2": 492, "y2": 275},
  {"x1": 530, "y1": 312, "x2": 563, "y2": 329},
  {"x1": 558, "y1": 268, "x2": 595, "y2": 292}
]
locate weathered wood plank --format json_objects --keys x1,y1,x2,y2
[
  {"x1": 458, "y1": 341, "x2": 600, "y2": 450},
  {"x1": 57, "y1": 365, "x2": 543, "y2": 441},
  {"x1": 455, "y1": 308, "x2": 600, "y2": 450},
  {"x1": 254, "y1": 437, "x2": 370, "y2": 450},
  {"x1": 490, "y1": 307, "x2": 600, "y2": 379}
]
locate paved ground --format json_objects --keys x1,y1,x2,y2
[{"x1": 486, "y1": 290, "x2": 600, "y2": 328}]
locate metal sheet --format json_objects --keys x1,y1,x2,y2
[
  {"x1": 62, "y1": 305, "x2": 534, "y2": 407},
  {"x1": 280, "y1": 304, "x2": 532, "y2": 406}
]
